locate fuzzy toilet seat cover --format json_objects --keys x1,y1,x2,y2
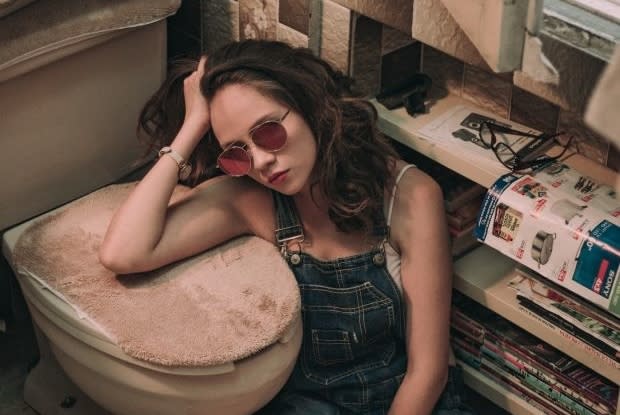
[{"x1": 12, "y1": 182, "x2": 301, "y2": 367}]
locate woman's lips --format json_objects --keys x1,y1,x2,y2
[{"x1": 268, "y1": 170, "x2": 288, "y2": 184}]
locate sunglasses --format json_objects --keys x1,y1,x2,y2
[
  {"x1": 479, "y1": 121, "x2": 573, "y2": 173},
  {"x1": 216, "y1": 109, "x2": 291, "y2": 176}
]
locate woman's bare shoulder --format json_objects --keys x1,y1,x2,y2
[
  {"x1": 390, "y1": 159, "x2": 443, "y2": 204},
  {"x1": 388, "y1": 160, "x2": 446, "y2": 249}
]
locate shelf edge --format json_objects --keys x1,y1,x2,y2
[{"x1": 453, "y1": 245, "x2": 620, "y2": 384}]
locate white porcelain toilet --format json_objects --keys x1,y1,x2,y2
[
  {"x1": 0, "y1": 2, "x2": 302, "y2": 414},
  {"x1": 3, "y1": 221, "x2": 302, "y2": 415}
]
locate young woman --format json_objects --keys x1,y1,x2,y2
[{"x1": 100, "y1": 40, "x2": 472, "y2": 415}]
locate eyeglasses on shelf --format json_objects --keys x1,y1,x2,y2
[{"x1": 478, "y1": 121, "x2": 574, "y2": 174}]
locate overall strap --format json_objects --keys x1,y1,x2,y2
[{"x1": 272, "y1": 191, "x2": 304, "y2": 246}]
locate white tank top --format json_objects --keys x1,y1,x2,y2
[
  {"x1": 384, "y1": 164, "x2": 416, "y2": 293},
  {"x1": 385, "y1": 168, "x2": 458, "y2": 365}
]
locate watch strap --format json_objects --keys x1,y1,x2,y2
[{"x1": 158, "y1": 146, "x2": 192, "y2": 179}]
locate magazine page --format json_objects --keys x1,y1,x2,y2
[
  {"x1": 475, "y1": 171, "x2": 620, "y2": 318},
  {"x1": 528, "y1": 162, "x2": 620, "y2": 217}
]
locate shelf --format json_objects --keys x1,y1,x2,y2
[
  {"x1": 372, "y1": 95, "x2": 620, "y2": 191},
  {"x1": 453, "y1": 244, "x2": 620, "y2": 385},
  {"x1": 459, "y1": 360, "x2": 545, "y2": 415},
  {"x1": 375, "y1": 92, "x2": 620, "y2": 413},
  {"x1": 373, "y1": 96, "x2": 503, "y2": 189}
]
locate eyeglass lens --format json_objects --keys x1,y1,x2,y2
[
  {"x1": 217, "y1": 118, "x2": 289, "y2": 176},
  {"x1": 217, "y1": 147, "x2": 252, "y2": 176}
]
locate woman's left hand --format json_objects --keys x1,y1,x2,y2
[{"x1": 182, "y1": 56, "x2": 211, "y2": 139}]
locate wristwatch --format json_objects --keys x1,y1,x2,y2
[{"x1": 158, "y1": 146, "x2": 192, "y2": 180}]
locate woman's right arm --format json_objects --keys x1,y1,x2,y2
[{"x1": 99, "y1": 57, "x2": 251, "y2": 274}]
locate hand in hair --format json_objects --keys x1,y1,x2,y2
[{"x1": 182, "y1": 56, "x2": 211, "y2": 139}]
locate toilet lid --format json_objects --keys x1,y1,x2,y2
[{"x1": 11, "y1": 182, "x2": 301, "y2": 367}]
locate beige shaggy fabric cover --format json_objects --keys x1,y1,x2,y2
[{"x1": 12, "y1": 182, "x2": 301, "y2": 367}]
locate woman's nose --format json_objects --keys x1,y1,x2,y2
[{"x1": 250, "y1": 145, "x2": 277, "y2": 171}]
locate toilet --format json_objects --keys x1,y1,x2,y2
[
  {"x1": 3, "y1": 212, "x2": 302, "y2": 415},
  {"x1": 3, "y1": 217, "x2": 302, "y2": 415},
  {"x1": 0, "y1": 2, "x2": 302, "y2": 415}
]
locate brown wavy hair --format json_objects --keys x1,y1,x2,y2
[{"x1": 138, "y1": 39, "x2": 398, "y2": 234}]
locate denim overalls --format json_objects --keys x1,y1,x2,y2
[{"x1": 257, "y1": 190, "x2": 473, "y2": 415}]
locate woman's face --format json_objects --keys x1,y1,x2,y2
[{"x1": 209, "y1": 83, "x2": 317, "y2": 195}]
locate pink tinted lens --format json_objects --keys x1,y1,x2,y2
[
  {"x1": 218, "y1": 147, "x2": 251, "y2": 176},
  {"x1": 252, "y1": 122, "x2": 287, "y2": 150}
]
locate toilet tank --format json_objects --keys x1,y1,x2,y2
[{"x1": 0, "y1": 2, "x2": 178, "y2": 231}]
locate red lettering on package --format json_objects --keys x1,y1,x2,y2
[
  {"x1": 593, "y1": 259, "x2": 610, "y2": 293},
  {"x1": 557, "y1": 268, "x2": 566, "y2": 282},
  {"x1": 515, "y1": 240, "x2": 526, "y2": 259},
  {"x1": 557, "y1": 262, "x2": 568, "y2": 282},
  {"x1": 530, "y1": 199, "x2": 547, "y2": 219},
  {"x1": 572, "y1": 221, "x2": 589, "y2": 240}
]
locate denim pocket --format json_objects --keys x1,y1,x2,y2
[
  {"x1": 311, "y1": 329, "x2": 354, "y2": 365},
  {"x1": 300, "y1": 282, "x2": 396, "y2": 385}
]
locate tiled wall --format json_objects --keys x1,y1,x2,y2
[{"x1": 169, "y1": 0, "x2": 618, "y2": 172}]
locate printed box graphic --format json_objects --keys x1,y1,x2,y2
[{"x1": 475, "y1": 164, "x2": 620, "y2": 318}]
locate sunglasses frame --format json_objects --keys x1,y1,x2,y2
[
  {"x1": 216, "y1": 109, "x2": 291, "y2": 177},
  {"x1": 479, "y1": 121, "x2": 572, "y2": 173}
]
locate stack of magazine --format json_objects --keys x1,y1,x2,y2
[
  {"x1": 508, "y1": 269, "x2": 619, "y2": 367},
  {"x1": 474, "y1": 162, "x2": 620, "y2": 319},
  {"x1": 452, "y1": 292, "x2": 618, "y2": 415}
]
